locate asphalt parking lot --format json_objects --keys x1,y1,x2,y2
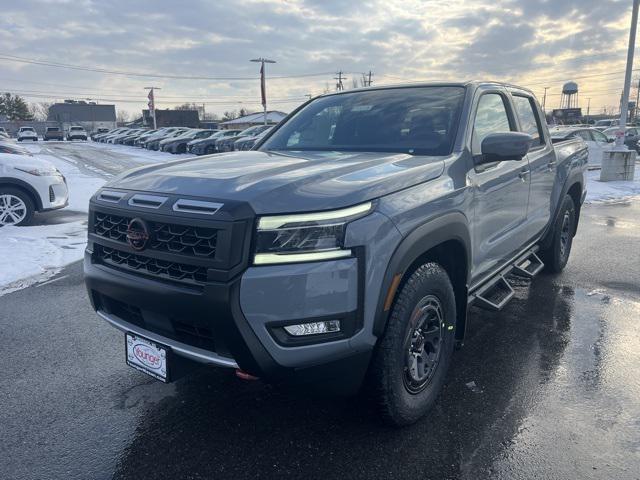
[{"x1": 1, "y1": 155, "x2": 638, "y2": 480}]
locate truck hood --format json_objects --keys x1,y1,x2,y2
[{"x1": 106, "y1": 150, "x2": 447, "y2": 214}]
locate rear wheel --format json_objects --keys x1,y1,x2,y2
[
  {"x1": 0, "y1": 188, "x2": 35, "y2": 226},
  {"x1": 369, "y1": 263, "x2": 456, "y2": 426},
  {"x1": 205, "y1": 145, "x2": 215, "y2": 155},
  {"x1": 540, "y1": 194, "x2": 576, "y2": 273}
]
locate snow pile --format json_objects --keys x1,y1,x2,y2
[
  {"x1": 0, "y1": 221, "x2": 87, "y2": 294},
  {"x1": 585, "y1": 168, "x2": 640, "y2": 203}
]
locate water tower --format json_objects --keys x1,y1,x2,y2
[{"x1": 560, "y1": 81, "x2": 579, "y2": 108}]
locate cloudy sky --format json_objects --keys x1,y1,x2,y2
[{"x1": 0, "y1": 0, "x2": 637, "y2": 118}]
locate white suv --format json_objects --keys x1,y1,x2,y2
[
  {"x1": 67, "y1": 126, "x2": 87, "y2": 141},
  {"x1": 0, "y1": 153, "x2": 68, "y2": 225},
  {"x1": 17, "y1": 126, "x2": 38, "y2": 142}
]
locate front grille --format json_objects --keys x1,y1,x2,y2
[
  {"x1": 94, "y1": 245, "x2": 208, "y2": 285},
  {"x1": 49, "y1": 186, "x2": 55, "y2": 202},
  {"x1": 94, "y1": 212, "x2": 218, "y2": 259}
]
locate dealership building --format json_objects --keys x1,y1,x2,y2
[{"x1": 48, "y1": 101, "x2": 117, "y2": 131}]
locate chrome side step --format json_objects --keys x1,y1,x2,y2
[
  {"x1": 473, "y1": 275, "x2": 515, "y2": 311},
  {"x1": 512, "y1": 251, "x2": 544, "y2": 279}
]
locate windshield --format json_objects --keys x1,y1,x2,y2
[
  {"x1": 595, "y1": 120, "x2": 613, "y2": 126},
  {"x1": 47, "y1": 127, "x2": 60, "y2": 131},
  {"x1": 261, "y1": 86, "x2": 465, "y2": 155},
  {"x1": 21, "y1": 127, "x2": 35, "y2": 131}
]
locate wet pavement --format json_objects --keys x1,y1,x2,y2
[{"x1": 1, "y1": 201, "x2": 639, "y2": 480}]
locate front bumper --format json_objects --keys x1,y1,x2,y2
[{"x1": 84, "y1": 253, "x2": 369, "y2": 391}]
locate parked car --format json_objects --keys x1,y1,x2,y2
[
  {"x1": 113, "y1": 128, "x2": 146, "y2": 145},
  {"x1": 234, "y1": 127, "x2": 273, "y2": 151},
  {"x1": 593, "y1": 119, "x2": 619, "y2": 130},
  {"x1": 90, "y1": 128, "x2": 111, "y2": 141},
  {"x1": 602, "y1": 126, "x2": 640, "y2": 151},
  {"x1": 0, "y1": 152, "x2": 68, "y2": 225},
  {"x1": 188, "y1": 129, "x2": 242, "y2": 155},
  {"x1": 85, "y1": 81, "x2": 588, "y2": 426},
  {"x1": 215, "y1": 125, "x2": 273, "y2": 153},
  {"x1": 549, "y1": 127, "x2": 611, "y2": 168},
  {"x1": 160, "y1": 129, "x2": 216, "y2": 154},
  {"x1": 67, "y1": 126, "x2": 88, "y2": 141},
  {"x1": 0, "y1": 131, "x2": 9, "y2": 140},
  {"x1": 106, "y1": 128, "x2": 135, "y2": 144},
  {"x1": 145, "y1": 128, "x2": 189, "y2": 150},
  {"x1": 0, "y1": 142, "x2": 32, "y2": 156},
  {"x1": 120, "y1": 129, "x2": 150, "y2": 146},
  {"x1": 43, "y1": 127, "x2": 64, "y2": 141},
  {"x1": 17, "y1": 127, "x2": 38, "y2": 142},
  {"x1": 138, "y1": 127, "x2": 182, "y2": 149},
  {"x1": 97, "y1": 127, "x2": 129, "y2": 143}
]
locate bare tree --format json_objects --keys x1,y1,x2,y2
[
  {"x1": 29, "y1": 102, "x2": 52, "y2": 121},
  {"x1": 174, "y1": 102, "x2": 199, "y2": 111},
  {"x1": 116, "y1": 110, "x2": 131, "y2": 124},
  {"x1": 222, "y1": 110, "x2": 238, "y2": 121}
]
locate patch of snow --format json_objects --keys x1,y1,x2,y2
[
  {"x1": 585, "y1": 168, "x2": 640, "y2": 204},
  {"x1": 85, "y1": 141, "x2": 191, "y2": 164},
  {"x1": 0, "y1": 220, "x2": 87, "y2": 295}
]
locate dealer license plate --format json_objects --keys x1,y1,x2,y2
[{"x1": 125, "y1": 333, "x2": 169, "y2": 382}]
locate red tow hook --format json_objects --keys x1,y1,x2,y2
[{"x1": 235, "y1": 369, "x2": 259, "y2": 381}]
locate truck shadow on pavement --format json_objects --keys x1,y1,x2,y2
[{"x1": 112, "y1": 279, "x2": 574, "y2": 480}]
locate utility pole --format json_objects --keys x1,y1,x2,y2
[
  {"x1": 250, "y1": 58, "x2": 276, "y2": 125},
  {"x1": 144, "y1": 87, "x2": 161, "y2": 129},
  {"x1": 362, "y1": 70, "x2": 373, "y2": 87},
  {"x1": 586, "y1": 97, "x2": 591, "y2": 123},
  {"x1": 634, "y1": 77, "x2": 640, "y2": 122},
  {"x1": 542, "y1": 86, "x2": 549, "y2": 112},
  {"x1": 617, "y1": 0, "x2": 637, "y2": 149},
  {"x1": 334, "y1": 71, "x2": 345, "y2": 91}
]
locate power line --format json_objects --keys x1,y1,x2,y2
[{"x1": 0, "y1": 53, "x2": 334, "y2": 81}]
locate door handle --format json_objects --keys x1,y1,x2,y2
[
  {"x1": 519, "y1": 169, "x2": 530, "y2": 181},
  {"x1": 547, "y1": 161, "x2": 556, "y2": 171}
]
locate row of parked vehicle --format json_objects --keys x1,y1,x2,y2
[
  {"x1": 0, "y1": 126, "x2": 89, "y2": 142},
  {"x1": 92, "y1": 124, "x2": 274, "y2": 155}
]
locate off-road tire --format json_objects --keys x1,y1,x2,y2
[
  {"x1": 369, "y1": 263, "x2": 456, "y2": 426},
  {"x1": 540, "y1": 194, "x2": 576, "y2": 273}
]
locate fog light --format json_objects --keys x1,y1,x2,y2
[{"x1": 283, "y1": 320, "x2": 341, "y2": 336}]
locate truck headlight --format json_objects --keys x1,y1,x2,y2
[{"x1": 254, "y1": 201, "x2": 373, "y2": 265}]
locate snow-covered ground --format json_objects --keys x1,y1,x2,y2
[
  {"x1": 1, "y1": 142, "x2": 639, "y2": 295},
  {"x1": 584, "y1": 168, "x2": 640, "y2": 203}
]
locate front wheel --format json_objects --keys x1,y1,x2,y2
[
  {"x1": 0, "y1": 188, "x2": 35, "y2": 226},
  {"x1": 540, "y1": 194, "x2": 576, "y2": 273},
  {"x1": 369, "y1": 263, "x2": 456, "y2": 426}
]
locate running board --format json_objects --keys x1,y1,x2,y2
[
  {"x1": 473, "y1": 275, "x2": 515, "y2": 311},
  {"x1": 512, "y1": 251, "x2": 544, "y2": 279}
]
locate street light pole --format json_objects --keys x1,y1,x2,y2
[
  {"x1": 542, "y1": 86, "x2": 549, "y2": 112},
  {"x1": 616, "y1": 0, "x2": 640, "y2": 148},
  {"x1": 250, "y1": 58, "x2": 276, "y2": 125}
]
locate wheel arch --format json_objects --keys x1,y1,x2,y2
[
  {"x1": 373, "y1": 212, "x2": 471, "y2": 342},
  {"x1": 0, "y1": 177, "x2": 43, "y2": 210}
]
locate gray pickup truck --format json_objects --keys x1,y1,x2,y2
[{"x1": 84, "y1": 82, "x2": 587, "y2": 425}]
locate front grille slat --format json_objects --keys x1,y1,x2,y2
[
  {"x1": 94, "y1": 245, "x2": 208, "y2": 286},
  {"x1": 93, "y1": 212, "x2": 218, "y2": 259}
]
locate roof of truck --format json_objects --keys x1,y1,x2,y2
[{"x1": 321, "y1": 80, "x2": 536, "y2": 97}]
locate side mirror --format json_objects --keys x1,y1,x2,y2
[
  {"x1": 607, "y1": 137, "x2": 614, "y2": 143},
  {"x1": 478, "y1": 132, "x2": 532, "y2": 164}
]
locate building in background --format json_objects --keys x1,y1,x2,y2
[
  {"x1": 142, "y1": 109, "x2": 200, "y2": 128},
  {"x1": 220, "y1": 111, "x2": 287, "y2": 130},
  {"x1": 48, "y1": 100, "x2": 116, "y2": 132}
]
